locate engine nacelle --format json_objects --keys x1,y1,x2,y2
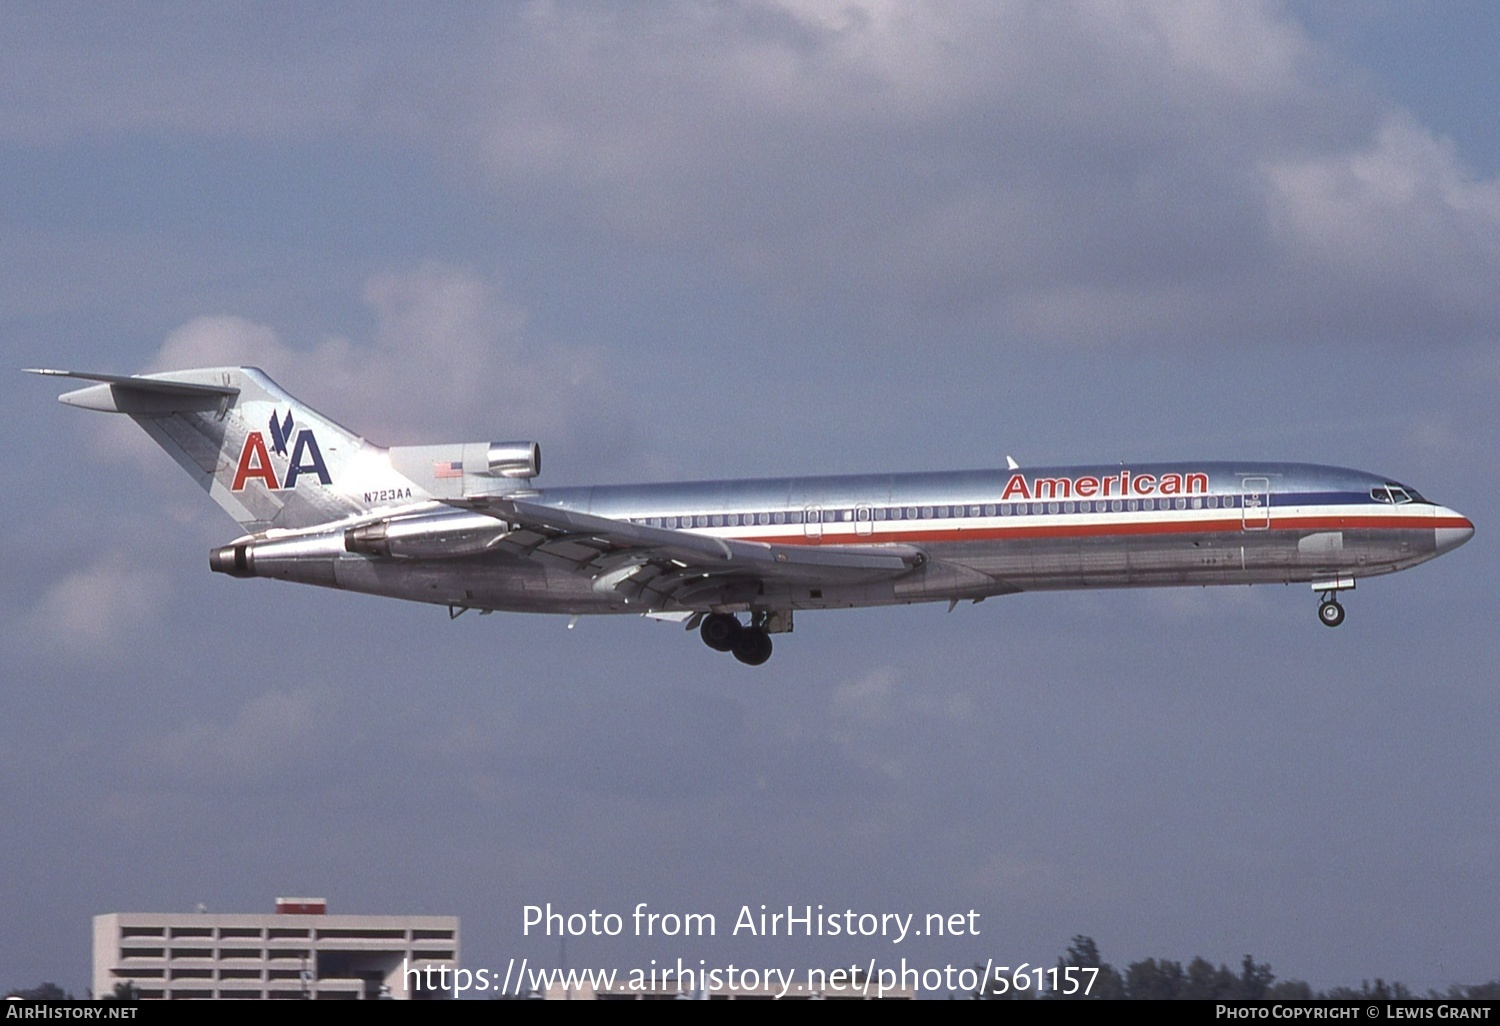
[
  {"x1": 488, "y1": 441, "x2": 541, "y2": 479},
  {"x1": 343, "y1": 510, "x2": 511, "y2": 560},
  {"x1": 209, "y1": 531, "x2": 345, "y2": 584}
]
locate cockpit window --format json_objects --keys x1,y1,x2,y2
[{"x1": 1372, "y1": 483, "x2": 1427, "y2": 505}]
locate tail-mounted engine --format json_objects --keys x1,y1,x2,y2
[
  {"x1": 388, "y1": 440, "x2": 541, "y2": 494},
  {"x1": 486, "y1": 441, "x2": 540, "y2": 479}
]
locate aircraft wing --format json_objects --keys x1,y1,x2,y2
[{"x1": 449, "y1": 495, "x2": 926, "y2": 609}]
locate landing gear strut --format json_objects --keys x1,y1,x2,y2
[
  {"x1": 699, "y1": 612, "x2": 774, "y2": 665},
  {"x1": 1318, "y1": 592, "x2": 1346, "y2": 628}
]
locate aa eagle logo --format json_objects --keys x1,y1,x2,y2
[{"x1": 230, "y1": 409, "x2": 332, "y2": 491}]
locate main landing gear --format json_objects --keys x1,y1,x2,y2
[
  {"x1": 700, "y1": 612, "x2": 774, "y2": 666},
  {"x1": 1317, "y1": 592, "x2": 1346, "y2": 628}
]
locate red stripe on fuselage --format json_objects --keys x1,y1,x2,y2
[{"x1": 711, "y1": 513, "x2": 1470, "y2": 547}]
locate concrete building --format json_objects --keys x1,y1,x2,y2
[{"x1": 92, "y1": 898, "x2": 458, "y2": 1000}]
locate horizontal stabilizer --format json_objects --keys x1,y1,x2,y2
[
  {"x1": 27, "y1": 368, "x2": 240, "y2": 413},
  {"x1": 27, "y1": 367, "x2": 239, "y2": 396}
]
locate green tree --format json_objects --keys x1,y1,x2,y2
[
  {"x1": 1182, "y1": 956, "x2": 1239, "y2": 1000},
  {"x1": 103, "y1": 981, "x2": 139, "y2": 1001},
  {"x1": 1239, "y1": 954, "x2": 1275, "y2": 999},
  {"x1": 1051, "y1": 935, "x2": 1125, "y2": 1000},
  {"x1": 1267, "y1": 978, "x2": 1313, "y2": 999},
  {"x1": 1126, "y1": 957, "x2": 1185, "y2": 999}
]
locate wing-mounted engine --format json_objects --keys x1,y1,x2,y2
[{"x1": 387, "y1": 440, "x2": 541, "y2": 498}]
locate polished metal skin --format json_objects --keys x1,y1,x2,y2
[{"x1": 33, "y1": 366, "x2": 1474, "y2": 664}]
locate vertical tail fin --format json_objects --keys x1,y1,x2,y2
[{"x1": 33, "y1": 366, "x2": 382, "y2": 532}]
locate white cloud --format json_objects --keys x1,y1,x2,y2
[
  {"x1": 143, "y1": 264, "x2": 618, "y2": 458},
  {"x1": 827, "y1": 665, "x2": 976, "y2": 781},
  {"x1": 10, "y1": 3, "x2": 1499, "y2": 347},
  {"x1": 154, "y1": 688, "x2": 323, "y2": 780},
  {"x1": 1263, "y1": 115, "x2": 1500, "y2": 335},
  {"x1": 19, "y1": 551, "x2": 169, "y2": 660},
  {"x1": 438, "y1": 1, "x2": 1500, "y2": 347}
]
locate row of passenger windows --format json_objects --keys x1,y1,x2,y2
[{"x1": 630, "y1": 494, "x2": 1245, "y2": 529}]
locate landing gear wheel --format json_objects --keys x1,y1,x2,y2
[
  {"x1": 732, "y1": 627, "x2": 773, "y2": 666},
  {"x1": 1318, "y1": 600, "x2": 1345, "y2": 627},
  {"x1": 700, "y1": 613, "x2": 742, "y2": 652}
]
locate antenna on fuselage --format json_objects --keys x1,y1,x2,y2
[{"x1": 1005, "y1": 455, "x2": 1019, "y2": 470}]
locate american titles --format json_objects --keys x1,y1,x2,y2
[{"x1": 1001, "y1": 470, "x2": 1208, "y2": 502}]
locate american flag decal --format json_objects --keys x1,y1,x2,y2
[{"x1": 433, "y1": 460, "x2": 464, "y2": 479}]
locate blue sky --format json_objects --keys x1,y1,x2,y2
[{"x1": 3, "y1": 1, "x2": 1497, "y2": 996}]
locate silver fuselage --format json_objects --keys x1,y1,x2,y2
[{"x1": 302, "y1": 461, "x2": 1471, "y2": 616}]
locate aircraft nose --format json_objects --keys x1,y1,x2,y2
[{"x1": 1435, "y1": 510, "x2": 1474, "y2": 555}]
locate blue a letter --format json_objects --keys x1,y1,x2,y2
[{"x1": 284, "y1": 430, "x2": 332, "y2": 487}]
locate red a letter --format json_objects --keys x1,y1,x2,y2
[{"x1": 232, "y1": 433, "x2": 280, "y2": 491}]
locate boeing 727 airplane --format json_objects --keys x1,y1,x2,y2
[{"x1": 32, "y1": 366, "x2": 1473, "y2": 665}]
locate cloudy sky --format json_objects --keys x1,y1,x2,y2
[{"x1": 3, "y1": 0, "x2": 1497, "y2": 997}]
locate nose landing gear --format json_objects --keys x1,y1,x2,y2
[{"x1": 1317, "y1": 592, "x2": 1346, "y2": 627}]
